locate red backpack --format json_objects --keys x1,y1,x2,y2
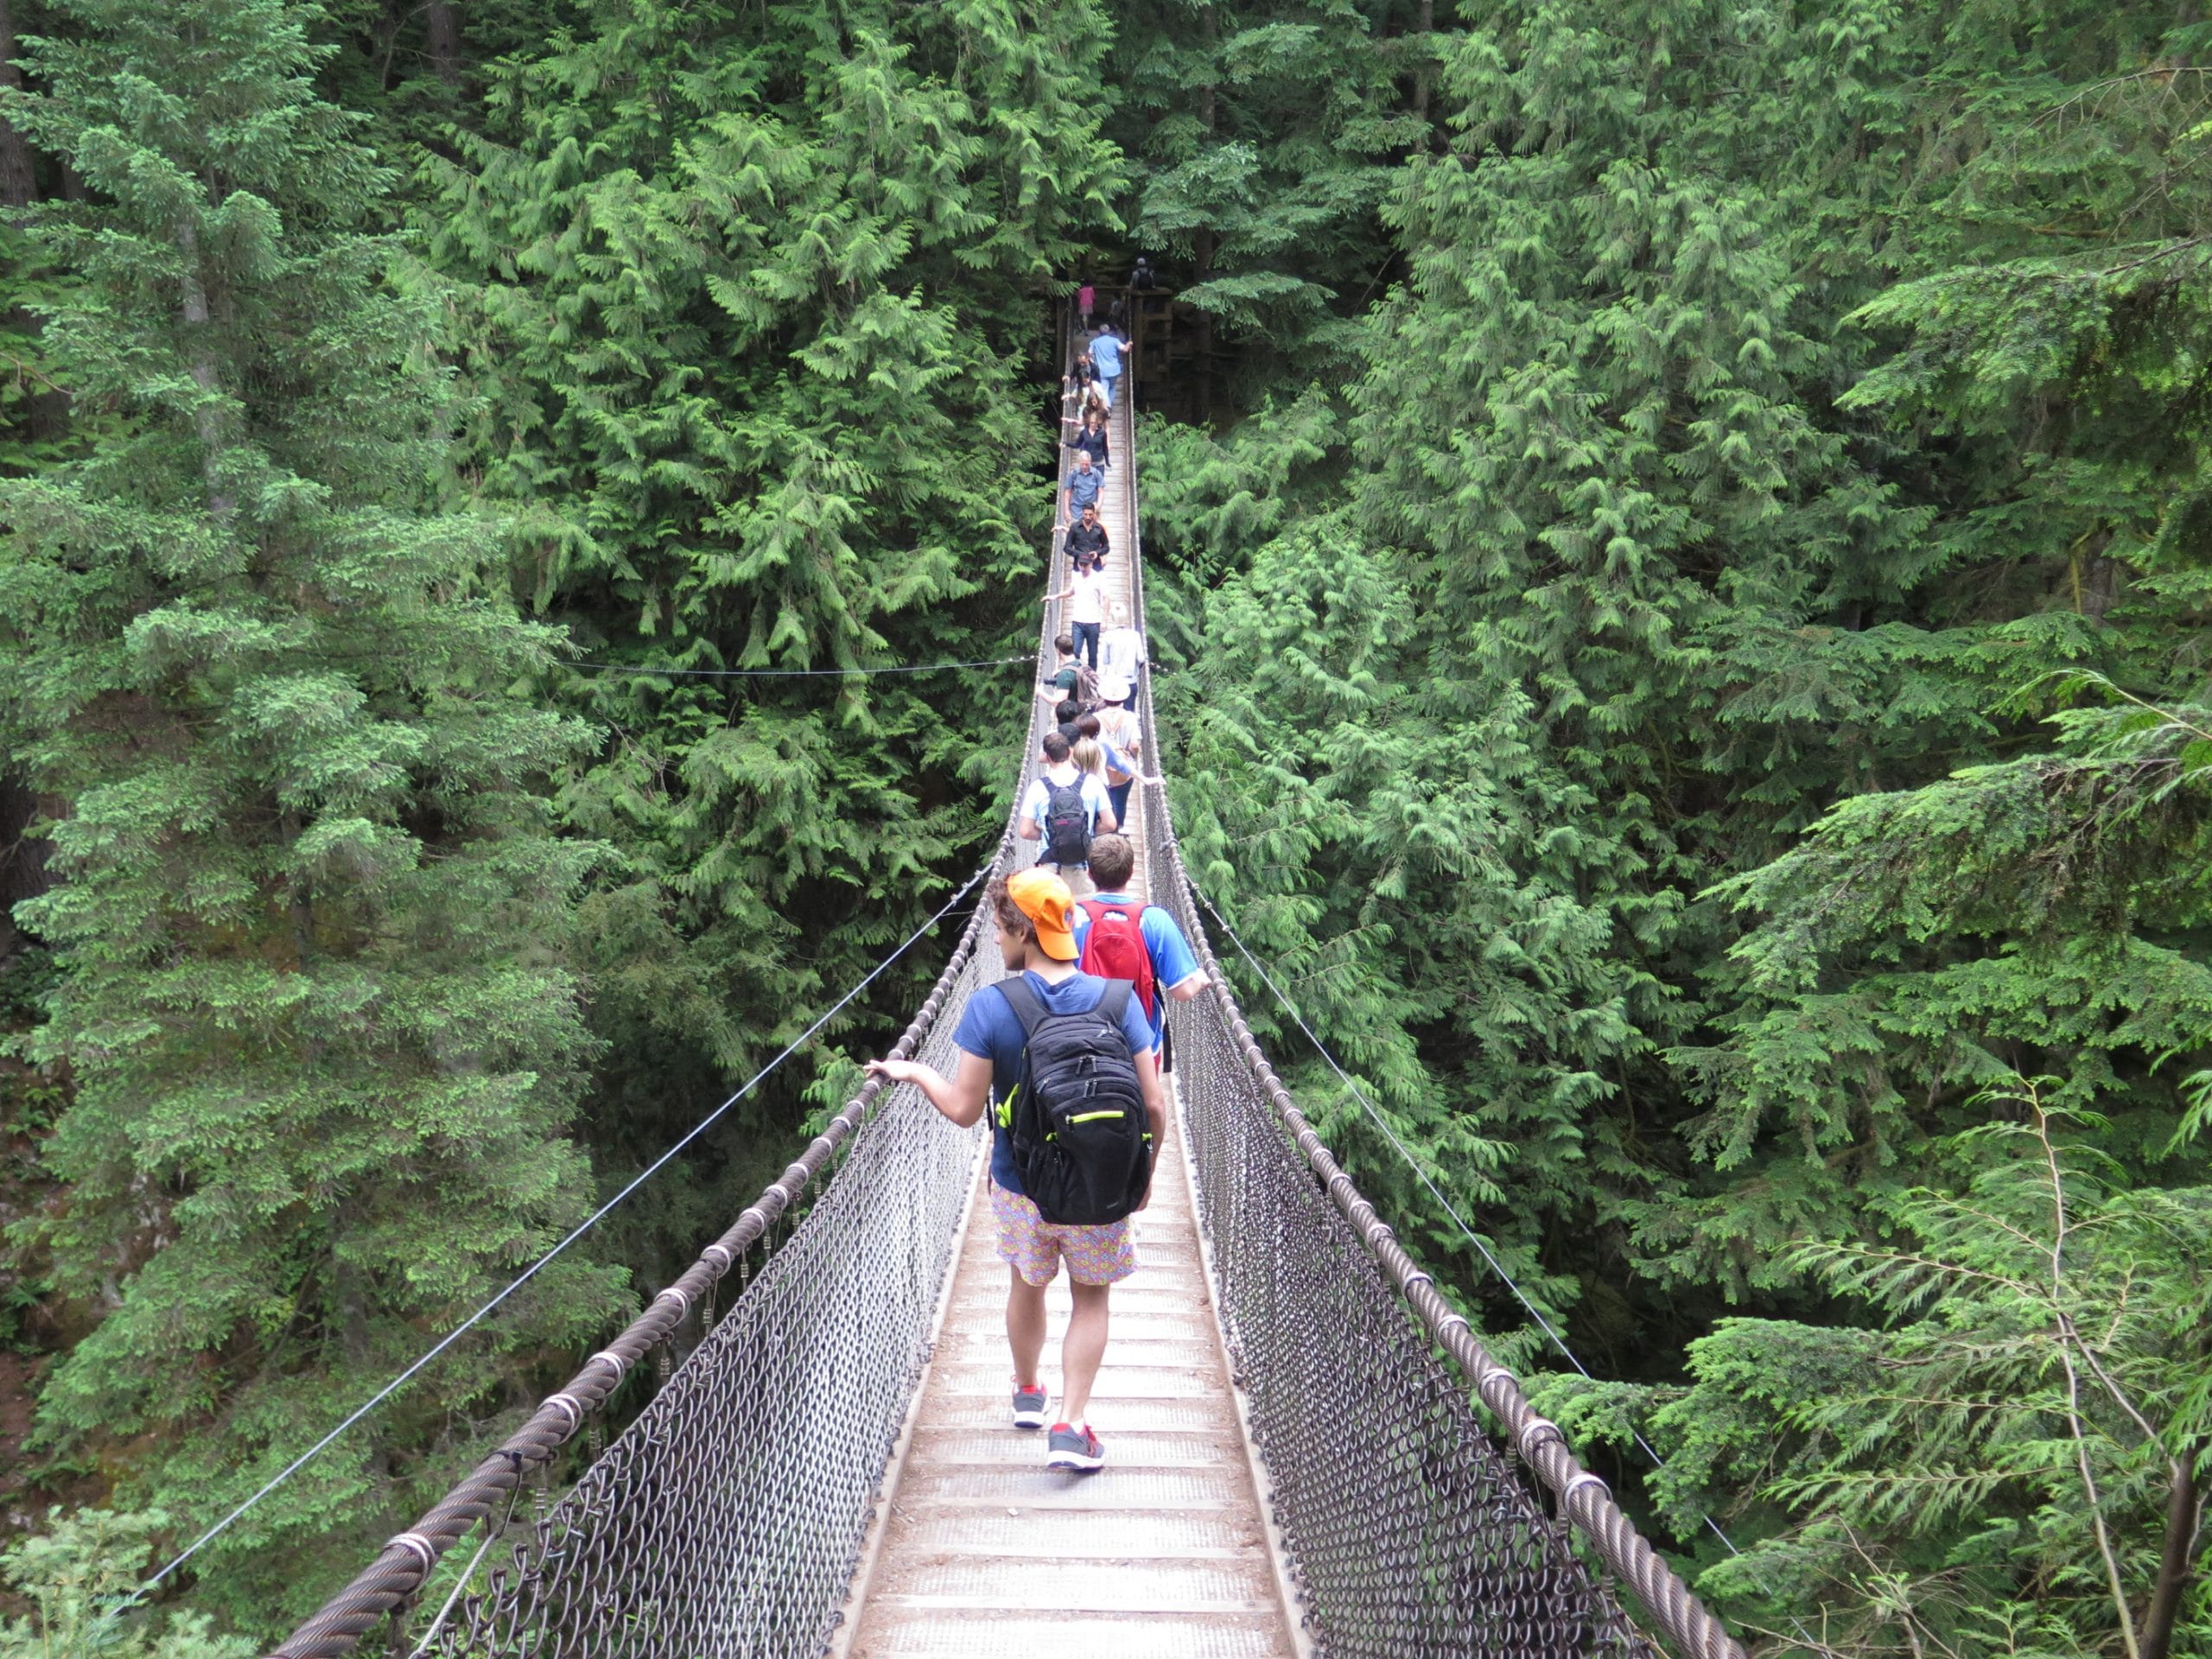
[{"x1": 1077, "y1": 899, "x2": 1157, "y2": 1019}]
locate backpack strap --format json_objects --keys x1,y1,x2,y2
[
  {"x1": 996, "y1": 974, "x2": 1048, "y2": 1039},
  {"x1": 1095, "y1": 978, "x2": 1133, "y2": 1026}
]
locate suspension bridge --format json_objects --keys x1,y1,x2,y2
[{"x1": 265, "y1": 330, "x2": 1748, "y2": 1659}]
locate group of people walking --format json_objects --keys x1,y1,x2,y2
[{"x1": 867, "y1": 317, "x2": 1205, "y2": 1478}]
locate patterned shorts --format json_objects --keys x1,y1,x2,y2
[{"x1": 989, "y1": 1180, "x2": 1137, "y2": 1287}]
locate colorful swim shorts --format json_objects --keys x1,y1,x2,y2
[{"x1": 989, "y1": 1180, "x2": 1137, "y2": 1287}]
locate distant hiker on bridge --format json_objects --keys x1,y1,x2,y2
[
  {"x1": 1049, "y1": 543, "x2": 1109, "y2": 670},
  {"x1": 1088, "y1": 326, "x2": 1127, "y2": 409},
  {"x1": 1064, "y1": 501, "x2": 1109, "y2": 570},
  {"x1": 1071, "y1": 406, "x2": 1109, "y2": 473},
  {"x1": 1077, "y1": 280, "x2": 1096, "y2": 330},
  {"x1": 1076, "y1": 834, "x2": 1207, "y2": 1060},
  {"x1": 1097, "y1": 599, "x2": 1143, "y2": 710},
  {"x1": 1064, "y1": 448, "x2": 1103, "y2": 521},
  {"x1": 1037, "y1": 632, "x2": 1097, "y2": 713},
  {"x1": 1070, "y1": 735, "x2": 1113, "y2": 824},
  {"x1": 1020, "y1": 730, "x2": 1116, "y2": 887},
  {"x1": 1077, "y1": 710, "x2": 1154, "y2": 829},
  {"x1": 1128, "y1": 256, "x2": 1156, "y2": 293},
  {"x1": 867, "y1": 868, "x2": 1164, "y2": 1475}
]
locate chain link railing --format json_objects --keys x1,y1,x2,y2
[
  {"x1": 1120, "y1": 365, "x2": 1744, "y2": 1659},
  {"x1": 271, "y1": 314, "x2": 1744, "y2": 1659}
]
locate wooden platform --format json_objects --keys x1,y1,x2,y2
[{"x1": 830, "y1": 390, "x2": 1305, "y2": 1659}]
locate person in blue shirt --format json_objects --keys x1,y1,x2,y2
[
  {"x1": 1088, "y1": 327, "x2": 1127, "y2": 408},
  {"x1": 868, "y1": 868, "x2": 1163, "y2": 1475},
  {"x1": 1069, "y1": 835, "x2": 1207, "y2": 1053},
  {"x1": 1063, "y1": 449, "x2": 1103, "y2": 521}
]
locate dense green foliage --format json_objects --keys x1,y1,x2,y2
[
  {"x1": 1146, "y1": 1, "x2": 2212, "y2": 1653},
  {"x1": 0, "y1": 0, "x2": 2207, "y2": 1653}
]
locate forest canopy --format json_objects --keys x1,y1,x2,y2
[{"x1": 0, "y1": 1, "x2": 2207, "y2": 1656}]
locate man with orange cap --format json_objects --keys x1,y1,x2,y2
[{"x1": 868, "y1": 868, "x2": 1164, "y2": 1473}]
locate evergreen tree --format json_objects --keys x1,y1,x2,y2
[
  {"x1": 0, "y1": 0, "x2": 626, "y2": 1628},
  {"x1": 1104, "y1": 0, "x2": 1433, "y2": 404},
  {"x1": 423, "y1": 0, "x2": 1122, "y2": 1176}
]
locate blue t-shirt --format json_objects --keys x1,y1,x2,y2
[
  {"x1": 1090, "y1": 334, "x2": 1123, "y2": 377},
  {"x1": 1066, "y1": 467, "x2": 1103, "y2": 512},
  {"x1": 1069, "y1": 895, "x2": 1201, "y2": 1051},
  {"x1": 953, "y1": 970, "x2": 1154, "y2": 1194}
]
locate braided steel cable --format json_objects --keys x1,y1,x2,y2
[
  {"x1": 266, "y1": 313, "x2": 1741, "y2": 1659},
  {"x1": 268, "y1": 317, "x2": 1087, "y2": 1659},
  {"x1": 1117, "y1": 373, "x2": 1746, "y2": 1659}
]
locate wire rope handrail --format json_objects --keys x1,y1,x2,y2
[
  {"x1": 264, "y1": 309, "x2": 1747, "y2": 1659},
  {"x1": 1118, "y1": 362, "x2": 1746, "y2": 1659}
]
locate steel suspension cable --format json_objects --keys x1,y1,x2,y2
[
  {"x1": 1186, "y1": 878, "x2": 1821, "y2": 1597},
  {"x1": 185, "y1": 857, "x2": 988, "y2": 1597}
]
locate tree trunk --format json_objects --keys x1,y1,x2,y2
[
  {"x1": 1411, "y1": 0, "x2": 1436, "y2": 135},
  {"x1": 425, "y1": 0, "x2": 462, "y2": 88},
  {"x1": 175, "y1": 218, "x2": 234, "y2": 519},
  {"x1": 0, "y1": 0, "x2": 36, "y2": 209},
  {"x1": 2140, "y1": 1450, "x2": 2202, "y2": 1659}
]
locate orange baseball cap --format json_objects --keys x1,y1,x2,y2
[{"x1": 1007, "y1": 868, "x2": 1079, "y2": 961}]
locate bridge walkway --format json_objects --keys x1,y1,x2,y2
[{"x1": 831, "y1": 387, "x2": 1305, "y2": 1659}]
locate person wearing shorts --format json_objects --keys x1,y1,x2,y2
[{"x1": 868, "y1": 868, "x2": 1163, "y2": 1473}]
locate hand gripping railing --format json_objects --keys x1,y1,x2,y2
[{"x1": 1118, "y1": 376, "x2": 1746, "y2": 1659}]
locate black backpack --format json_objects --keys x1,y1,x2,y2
[
  {"x1": 1041, "y1": 777, "x2": 1091, "y2": 867},
  {"x1": 999, "y1": 977, "x2": 1151, "y2": 1225}
]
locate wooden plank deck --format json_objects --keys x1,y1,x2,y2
[{"x1": 830, "y1": 387, "x2": 1306, "y2": 1659}]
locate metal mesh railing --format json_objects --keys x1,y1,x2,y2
[
  {"x1": 1121, "y1": 376, "x2": 1739, "y2": 1659},
  {"x1": 419, "y1": 935, "x2": 994, "y2": 1659},
  {"x1": 272, "y1": 314, "x2": 1743, "y2": 1659}
]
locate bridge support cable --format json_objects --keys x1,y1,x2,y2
[
  {"x1": 269, "y1": 315, "x2": 1744, "y2": 1659},
  {"x1": 1116, "y1": 412, "x2": 1747, "y2": 1659},
  {"x1": 269, "y1": 343, "x2": 1090, "y2": 1659}
]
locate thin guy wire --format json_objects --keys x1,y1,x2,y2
[
  {"x1": 1187, "y1": 877, "x2": 1764, "y2": 1563},
  {"x1": 404, "y1": 1457, "x2": 526, "y2": 1659},
  {"x1": 149, "y1": 856, "x2": 995, "y2": 1589},
  {"x1": 563, "y1": 654, "x2": 1032, "y2": 678},
  {"x1": 1192, "y1": 874, "x2": 1849, "y2": 1657}
]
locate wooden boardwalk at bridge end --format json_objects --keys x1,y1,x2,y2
[{"x1": 830, "y1": 391, "x2": 1306, "y2": 1659}]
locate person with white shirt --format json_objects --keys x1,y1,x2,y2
[
  {"x1": 1096, "y1": 601, "x2": 1144, "y2": 710},
  {"x1": 1049, "y1": 547, "x2": 1109, "y2": 671}
]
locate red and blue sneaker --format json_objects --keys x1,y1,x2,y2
[{"x1": 1046, "y1": 1421, "x2": 1104, "y2": 1472}]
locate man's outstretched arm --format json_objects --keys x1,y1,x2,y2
[{"x1": 867, "y1": 1051, "x2": 993, "y2": 1128}]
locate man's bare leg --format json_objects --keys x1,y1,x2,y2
[
  {"x1": 1059, "y1": 1281, "x2": 1112, "y2": 1423},
  {"x1": 1006, "y1": 1268, "x2": 1048, "y2": 1388}
]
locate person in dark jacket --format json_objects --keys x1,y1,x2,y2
[
  {"x1": 1071, "y1": 408, "x2": 1109, "y2": 472},
  {"x1": 1065, "y1": 503, "x2": 1109, "y2": 566},
  {"x1": 1128, "y1": 257, "x2": 1156, "y2": 292}
]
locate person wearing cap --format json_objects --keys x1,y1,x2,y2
[
  {"x1": 1049, "y1": 540, "x2": 1109, "y2": 671},
  {"x1": 866, "y1": 869, "x2": 1164, "y2": 1475}
]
